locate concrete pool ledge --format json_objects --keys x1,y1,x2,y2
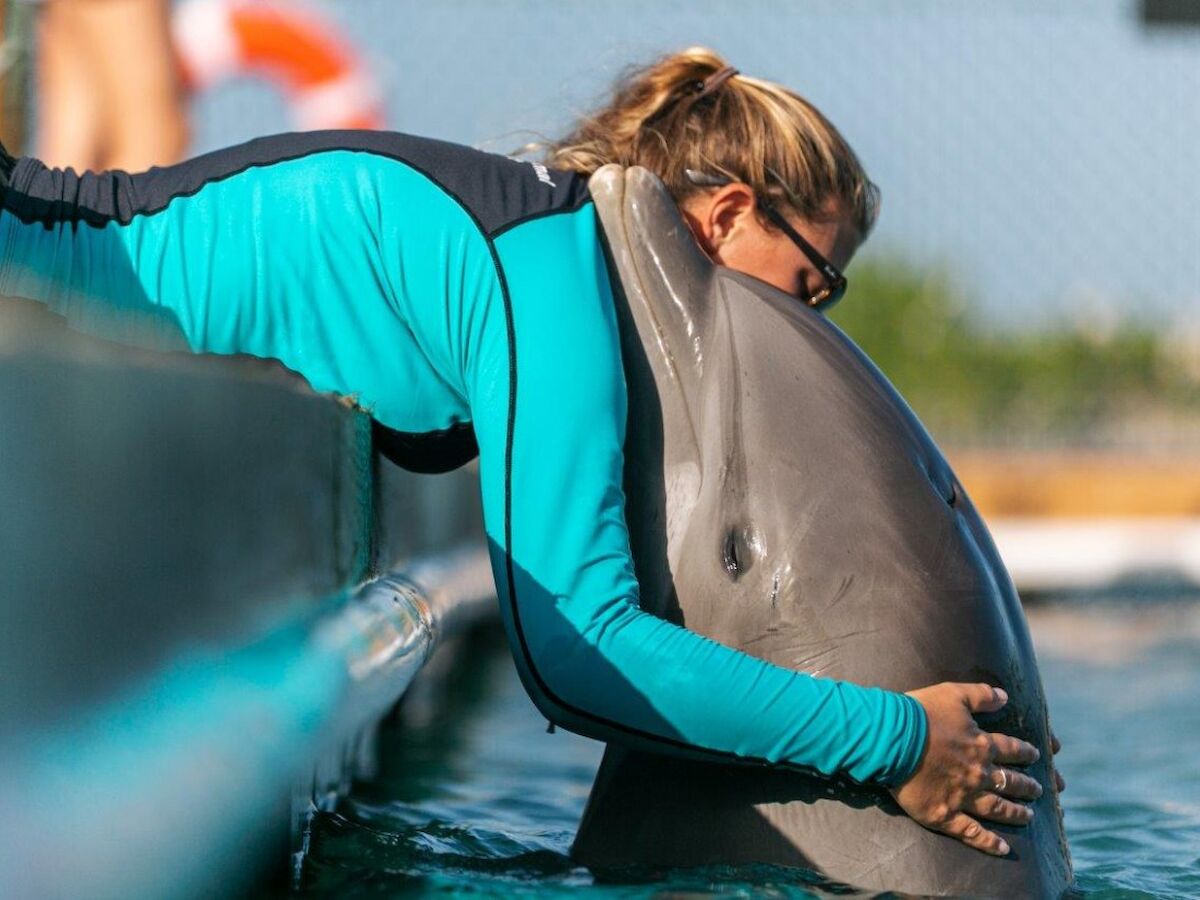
[
  {"x1": 0, "y1": 303, "x2": 494, "y2": 898},
  {"x1": 0, "y1": 549, "x2": 496, "y2": 900}
]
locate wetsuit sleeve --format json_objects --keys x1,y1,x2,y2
[
  {"x1": 0, "y1": 137, "x2": 443, "y2": 430},
  {"x1": 0, "y1": 147, "x2": 195, "y2": 352},
  {"x1": 0, "y1": 141, "x2": 324, "y2": 360},
  {"x1": 474, "y1": 205, "x2": 928, "y2": 787}
]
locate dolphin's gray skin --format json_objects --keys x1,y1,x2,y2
[{"x1": 573, "y1": 166, "x2": 1071, "y2": 898}]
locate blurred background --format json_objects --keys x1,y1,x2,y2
[
  {"x1": 0, "y1": 1, "x2": 1197, "y2": 897},
  {"x1": 9, "y1": 0, "x2": 1197, "y2": 542}
]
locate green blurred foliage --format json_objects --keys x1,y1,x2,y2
[{"x1": 830, "y1": 259, "x2": 1199, "y2": 445}]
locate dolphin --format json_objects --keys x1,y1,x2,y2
[{"x1": 573, "y1": 165, "x2": 1071, "y2": 898}]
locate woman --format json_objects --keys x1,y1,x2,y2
[{"x1": 0, "y1": 47, "x2": 1049, "y2": 859}]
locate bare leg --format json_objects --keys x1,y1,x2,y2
[
  {"x1": 37, "y1": 1, "x2": 103, "y2": 168},
  {"x1": 37, "y1": 0, "x2": 187, "y2": 171}
]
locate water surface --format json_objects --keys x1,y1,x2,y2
[{"x1": 298, "y1": 595, "x2": 1200, "y2": 898}]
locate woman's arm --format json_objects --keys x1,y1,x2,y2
[
  {"x1": 476, "y1": 202, "x2": 1043, "y2": 854},
  {"x1": 0, "y1": 134, "x2": 434, "y2": 429},
  {"x1": 0, "y1": 143, "x2": 198, "y2": 351},
  {"x1": 472, "y1": 201, "x2": 929, "y2": 786},
  {"x1": 0, "y1": 137, "x2": 922, "y2": 781}
]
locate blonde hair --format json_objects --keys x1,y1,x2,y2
[{"x1": 544, "y1": 47, "x2": 880, "y2": 240}]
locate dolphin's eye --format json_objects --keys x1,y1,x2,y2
[{"x1": 722, "y1": 527, "x2": 755, "y2": 579}]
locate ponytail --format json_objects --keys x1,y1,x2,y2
[{"x1": 544, "y1": 47, "x2": 880, "y2": 239}]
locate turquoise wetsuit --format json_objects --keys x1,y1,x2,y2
[{"x1": 0, "y1": 131, "x2": 926, "y2": 786}]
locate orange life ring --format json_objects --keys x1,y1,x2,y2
[{"x1": 173, "y1": 0, "x2": 383, "y2": 131}]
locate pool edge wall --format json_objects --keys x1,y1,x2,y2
[{"x1": 0, "y1": 305, "x2": 490, "y2": 899}]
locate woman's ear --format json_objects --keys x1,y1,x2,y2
[{"x1": 682, "y1": 183, "x2": 758, "y2": 259}]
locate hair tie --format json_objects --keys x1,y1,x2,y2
[
  {"x1": 692, "y1": 65, "x2": 739, "y2": 99},
  {"x1": 646, "y1": 65, "x2": 740, "y2": 128}
]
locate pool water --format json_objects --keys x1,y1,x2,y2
[{"x1": 297, "y1": 596, "x2": 1200, "y2": 898}]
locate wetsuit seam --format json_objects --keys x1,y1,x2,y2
[
  {"x1": 1, "y1": 147, "x2": 500, "y2": 234},
  {"x1": 3, "y1": 151, "x2": 335, "y2": 228},
  {"x1": 486, "y1": 192, "x2": 593, "y2": 240},
  {"x1": 486, "y1": 227, "x2": 838, "y2": 784}
]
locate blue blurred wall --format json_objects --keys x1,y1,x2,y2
[{"x1": 188, "y1": 0, "x2": 1199, "y2": 332}]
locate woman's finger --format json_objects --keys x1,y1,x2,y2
[
  {"x1": 962, "y1": 683, "x2": 1008, "y2": 714},
  {"x1": 1051, "y1": 730, "x2": 1062, "y2": 755},
  {"x1": 939, "y1": 812, "x2": 1010, "y2": 857},
  {"x1": 990, "y1": 732, "x2": 1040, "y2": 766},
  {"x1": 991, "y1": 766, "x2": 1043, "y2": 801},
  {"x1": 1054, "y1": 767, "x2": 1066, "y2": 793},
  {"x1": 967, "y1": 790, "x2": 1034, "y2": 826}
]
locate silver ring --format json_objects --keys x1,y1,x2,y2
[{"x1": 994, "y1": 767, "x2": 1008, "y2": 793}]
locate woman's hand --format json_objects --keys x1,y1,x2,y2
[{"x1": 890, "y1": 682, "x2": 1042, "y2": 857}]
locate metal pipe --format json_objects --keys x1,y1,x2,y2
[{"x1": 0, "y1": 545, "x2": 496, "y2": 900}]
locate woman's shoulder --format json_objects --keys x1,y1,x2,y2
[
  {"x1": 145, "y1": 129, "x2": 589, "y2": 238},
  {"x1": 300, "y1": 129, "x2": 594, "y2": 238}
]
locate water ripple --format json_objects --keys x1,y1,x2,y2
[{"x1": 299, "y1": 601, "x2": 1200, "y2": 897}]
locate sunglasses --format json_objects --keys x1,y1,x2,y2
[{"x1": 684, "y1": 169, "x2": 848, "y2": 312}]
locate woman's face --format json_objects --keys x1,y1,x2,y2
[{"x1": 680, "y1": 184, "x2": 860, "y2": 304}]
